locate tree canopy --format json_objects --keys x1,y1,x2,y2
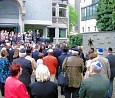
[
  {"x1": 69, "y1": 5, "x2": 78, "y2": 32},
  {"x1": 96, "y1": 0, "x2": 115, "y2": 31}
]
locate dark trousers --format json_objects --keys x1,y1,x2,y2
[
  {"x1": 65, "y1": 87, "x2": 79, "y2": 98},
  {"x1": 0, "y1": 82, "x2": 5, "y2": 96}
]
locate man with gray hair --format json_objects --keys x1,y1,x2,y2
[
  {"x1": 79, "y1": 61, "x2": 110, "y2": 98},
  {"x1": 92, "y1": 48, "x2": 111, "y2": 79}
]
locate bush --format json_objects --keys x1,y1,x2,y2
[{"x1": 68, "y1": 34, "x2": 83, "y2": 48}]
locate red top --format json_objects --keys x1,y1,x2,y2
[
  {"x1": 43, "y1": 55, "x2": 58, "y2": 74},
  {"x1": 5, "y1": 76, "x2": 30, "y2": 98}
]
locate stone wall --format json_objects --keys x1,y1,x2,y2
[
  {"x1": 25, "y1": 0, "x2": 52, "y2": 21},
  {"x1": 83, "y1": 32, "x2": 115, "y2": 56}
]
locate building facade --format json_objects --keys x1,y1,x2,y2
[
  {"x1": 0, "y1": 0, "x2": 69, "y2": 43},
  {"x1": 79, "y1": 0, "x2": 99, "y2": 33}
]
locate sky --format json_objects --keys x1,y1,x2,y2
[{"x1": 69, "y1": 0, "x2": 74, "y2": 5}]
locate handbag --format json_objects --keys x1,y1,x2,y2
[
  {"x1": 58, "y1": 57, "x2": 68, "y2": 86},
  {"x1": 58, "y1": 71, "x2": 68, "y2": 86}
]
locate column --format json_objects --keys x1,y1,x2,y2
[
  {"x1": 43, "y1": 27, "x2": 47, "y2": 38},
  {"x1": 19, "y1": 12, "x2": 23, "y2": 33}
]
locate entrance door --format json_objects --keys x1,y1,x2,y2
[{"x1": 0, "y1": 27, "x2": 18, "y2": 33}]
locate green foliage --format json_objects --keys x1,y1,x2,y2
[
  {"x1": 69, "y1": 5, "x2": 78, "y2": 32},
  {"x1": 68, "y1": 34, "x2": 83, "y2": 47},
  {"x1": 96, "y1": 0, "x2": 115, "y2": 31}
]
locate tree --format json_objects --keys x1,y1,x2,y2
[
  {"x1": 68, "y1": 34, "x2": 83, "y2": 48},
  {"x1": 96, "y1": 0, "x2": 115, "y2": 31},
  {"x1": 69, "y1": 5, "x2": 78, "y2": 32}
]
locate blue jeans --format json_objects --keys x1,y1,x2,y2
[
  {"x1": 65, "y1": 87, "x2": 79, "y2": 98},
  {"x1": 107, "y1": 78, "x2": 114, "y2": 98}
]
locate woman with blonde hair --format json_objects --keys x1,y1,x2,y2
[{"x1": 29, "y1": 64, "x2": 58, "y2": 98}]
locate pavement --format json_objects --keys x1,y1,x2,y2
[{"x1": 1, "y1": 79, "x2": 115, "y2": 98}]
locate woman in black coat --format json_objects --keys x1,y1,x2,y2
[{"x1": 29, "y1": 64, "x2": 58, "y2": 98}]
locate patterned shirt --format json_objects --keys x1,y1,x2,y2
[{"x1": 0, "y1": 57, "x2": 10, "y2": 83}]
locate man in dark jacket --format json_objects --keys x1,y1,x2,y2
[
  {"x1": 58, "y1": 47, "x2": 69, "y2": 95},
  {"x1": 13, "y1": 48, "x2": 32, "y2": 94},
  {"x1": 106, "y1": 47, "x2": 115, "y2": 98}
]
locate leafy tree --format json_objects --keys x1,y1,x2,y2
[
  {"x1": 69, "y1": 5, "x2": 78, "y2": 32},
  {"x1": 96, "y1": 0, "x2": 115, "y2": 31},
  {"x1": 68, "y1": 33, "x2": 83, "y2": 48}
]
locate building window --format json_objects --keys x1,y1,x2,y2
[
  {"x1": 82, "y1": 27, "x2": 84, "y2": 32},
  {"x1": 52, "y1": 3, "x2": 56, "y2": 17},
  {"x1": 94, "y1": 26, "x2": 96, "y2": 31},
  {"x1": 81, "y1": 3, "x2": 98, "y2": 21},
  {"x1": 59, "y1": 4, "x2": 67, "y2": 17},
  {"x1": 59, "y1": 28, "x2": 66, "y2": 38},
  {"x1": 86, "y1": 7, "x2": 90, "y2": 20},
  {"x1": 47, "y1": 28, "x2": 55, "y2": 37},
  {"x1": 88, "y1": 27, "x2": 90, "y2": 32},
  {"x1": 92, "y1": 0, "x2": 99, "y2": 4},
  {"x1": 81, "y1": 8, "x2": 86, "y2": 21}
]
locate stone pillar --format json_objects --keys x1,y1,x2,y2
[
  {"x1": 43, "y1": 27, "x2": 47, "y2": 38},
  {"x1": 55, "y1": 27, "x2": 59, "y2": 44},
  {"x1": 19, "y1": 11, "x2": 23, "y2": 33}
]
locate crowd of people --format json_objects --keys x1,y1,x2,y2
[{"x1": 0, "y1": 30, "x2": 115, "y2": 98}]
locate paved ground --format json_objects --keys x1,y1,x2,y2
[{"x1": 1, "y1": 79, "x2": 115, "y2": 98}]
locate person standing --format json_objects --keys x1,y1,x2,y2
[
  {"x1": 92, "y1": 48, "x2": 111, "y2": 79},
  {"x1": 5, "y1": 64, "x2": 29, "y2": 98},
  {"x1": 79, "y1": 61, "x2": 110, "y2": 98},
  {"x1": 13, "y1": 48, "x2": 33, "y2": 94},
  {"x1": 29, "y1": 63, "x2": 58, "y2": 98},
  {"x1": 36, "y1": 30, "x2": 40, "y2": 44},
  {"x1": 62, "y1": 49, "x2": 84, "y2": 98},
  {"x1": 106, "y1": 47, "x2": 115, "y2": 98},
  {"x1": 43, "y1": 49, "x2": 58, "y2": 81},
  {"x1": 58, "y1": 46, "x2": 69, "y2": 95},
  {"x1": 0, "y1": 49, "x2": 10, "y2": 96}
]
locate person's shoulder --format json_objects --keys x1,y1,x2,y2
[{"x1": 48, "y1": 81, "x2": 58, "y2": 87}]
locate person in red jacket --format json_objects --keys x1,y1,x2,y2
[
  {"x1": 5, "y1": 64, "x2": 30, "y2": 98},
  {"x1": 43, "y1": 49, "x2": 58, "y2": 81}
]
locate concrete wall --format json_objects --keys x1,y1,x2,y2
[
  {"x1": 25, "y1": 0, "x2": 52, "y2": 22},
  {"x1": 83, "y1": 32, "x2": 115, "y2": 56}
]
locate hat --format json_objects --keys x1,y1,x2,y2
[
  {"x1": 47, "y1": 49, "x2": 53, "y2": 53},
  {"x1": 19, "y1": 48, "x2": 26, "y2": 57},
  {"x1": 71, "y1": 47, "x2": 79, "y2": 51},
  {"x1": 97, "y1": 48, "x2": 104, "y2": 54},
  {"x1": 91, "y1": 61, "x2": 102, "y2": 73},
  {"x1": 91, "y1": 61, "x2": 102, "y2": 68}
]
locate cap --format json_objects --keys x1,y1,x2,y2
[
  {"x1": 47, "y1": 49, "x2": 53, "y2": 53},
  {"x1": 97, "y1": 48, "x2": 104, "y2": 54}
]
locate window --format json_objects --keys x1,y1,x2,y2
[
  {"x1": 86, "y1": 7, "x2": 90, "y2": 20},
  {"x1": 59, "y1": 4, "x2": 67, "y2": 17},
  {"x1": 89, "y1": 6, "x2": 93, "y2": 19},
  {"x1": 81, "y1": 8, "x2": 86, "y2": 21},
  {"x1": 52, "y1": 7, "x2": 56, "y2": 16},
  {"x1": 81, "y1": 3, "x2": 98, "y2": 21},
  {"x1": 47, "y1": 28, "x2": 55, "y2": 37},
  {"x1": 82, "y1": 27, "x2": 84, "y2": 32},
  {"x1": 92, "y1": 0, "x2": 99, "y2": 4},
  {"x1": 94, "y1": 26, "x2": 96, "y2": 31},
  {"x1": 52, "y1": 3, "x2": 56, "y2": 16},
  {"x1": 59, "y1": 28, "x2": 66, "y2": 38},
  {"x1": 88, "y1": 27, "x2": 90, "y2": 32}
]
